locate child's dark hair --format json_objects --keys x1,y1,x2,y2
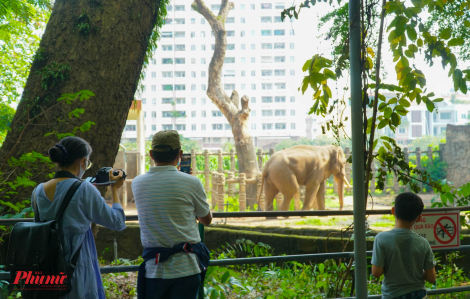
[
  {"x1": 152, "y1": 148, "x2": 180, "y2": 163},
  {"x1": 394, "y1": 192, "x2": 424, "y2": 222},
  {"x1": 48, "y1": 137, "x2": 92, "y2": 167}
]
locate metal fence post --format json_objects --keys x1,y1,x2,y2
[
  {"x1": 198, "y1": 222, "x2": 205, "y2": 299},
  {"x1": 349, "y1": 0, "x2": 367, "y2": 294}
]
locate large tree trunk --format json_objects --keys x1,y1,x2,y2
[
  {"x1": 0, "y1": 0, "x2": 164, "y2": 204},
  {"x1": 193, "y1": 0, "x2": 260, "y2": 208}
]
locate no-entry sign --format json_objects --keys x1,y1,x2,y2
[{"x1": 411, "y1": 211, "x2": 460, "y2": 249}]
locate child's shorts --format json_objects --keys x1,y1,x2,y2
[{"x1": 391, "y1": 289, "x2": 427, "y2": 299}]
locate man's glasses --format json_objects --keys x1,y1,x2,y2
[{"x1": 86, "y1": 159, "x2": 93, "y2": 170}]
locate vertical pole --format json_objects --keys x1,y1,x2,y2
[
  {"x1": 349, "y1": 0, "x2": 367, "y2": 294},
  {"x1": 257, "y1": 173, "x2": 265, "y2": 211},
  {"x1": 230, "y1": 148, "x2": 236, "y2": 173},
  {"x1": 239, "y1": 173, "x2": 246, "y2": 211},
  {"x1": 227, "y1": 172, "x2": 234, "y2": 198},
  {"x1": 198, "y1": 222, "x2": 205, "y2": 299},
  {"x1": 218, "y1": 173, "x2": 225, "y2": 211},
  {"x1": 427, "y1": 146, "x2": 433, "y2": 165},
  {"x1": 137, "y1": 109, "x2": 146, "y2": 175},
  {"x1": 218, "y1": 149, "x2": 224, "y2": 173}
]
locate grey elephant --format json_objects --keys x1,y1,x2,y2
[{"x1": 260, "y1": 145, "x2": 351, "y2": 211}]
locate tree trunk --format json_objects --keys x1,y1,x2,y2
[
  {"x1": 0, "y1": 0, "x2": 164, "y2": 203},
  {"x1": 193, "y1": 0, "x2": 260, "y2": 208}
]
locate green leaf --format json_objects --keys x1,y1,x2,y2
[
  {"x1": 465, "y1": 21, "x2": 470, "y2": 28},
  {"x1": 448, "y1": 38, "x2": 465, "y2": 47},
  {"x1": 79, "y1": 121, "x2": 96, "y2": 132},
  {"x1": 395, "y1": 16, "x2": 409, "y2": 36},
  {"x1": 439, "y1": 28, "x2": 452, "y2": 40},
  {"x1": 384, "y1": 107, "x2": 392, "y2": 119},
  {"x1": 399, "y1": 98, "x2": 410, "y2": 107},
  {"x1": 323, "y1": 68, "x2": 336, "y2": 80},
  {"x1": 221, "y1": 271, "x2": 230, "y2": 283},
  {"x1": 426, "y1": 101, "x2": 435, "y2": 112},
  {"x1": 302, "y1": 59, "x2": 312, "y2": 72},
  {"x1": 417, "y1": 38, "x2": 423, "y2": 47},
  {"x1": 378, "y1": 119, "x2": 389, "y2": 129},
  {"x1": 391, "y1": 113, "x2": 400, "y2": 126},
  {"x1": 460, "y1": 78, "x2": 468, "y2": 94},
  {"x1": 323, "y1": 85, "x2": 332, "y2": 98},
  {"x1": 407, "y1": 26, "x2": 417, "y2": 41},
  {"x1": 433, "y1": 98, "x2": 444, "y2": 102}
]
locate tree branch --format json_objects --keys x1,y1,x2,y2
[{"x1": 230, "y1": 90, "x2": 239, "y2": 109}]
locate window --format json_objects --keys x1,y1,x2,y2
[
  {"x1": 241, "y1": 4, "x2": 245, "y2": 10},
  {"x1": 462, "y1": 114, "x2": 467, "y2": 119},
  {"x1": 201, "y1": 58, "x2": 206, "y2": 64},
  {"x1": 176, "y1": 98, "x2": 185, "y2": 104},
  {"x1": 241, "y1": 44, "x2": 245, "y2": 50},
  {"x1": 201, "y1": 18, "x2": 205, "y2": 24},
  {"x1": 290, "y1": 69, "x2": 295, "y2": 76},
  {"x1": 162, "y1": 124, "x2": 173, "y2": 130},
  {"x1": 440, "y1": 112, "x2": 452, "y2": 120},
  {"x1": 200, "y1": 31, "x2": 205, "y2": 38},
  {"x1": 262, "y1": 56, "x2": 273, "y2": 63},
  {"x1": 162, "y1": 71, "x2": 173, "y2": 78},
  {"x1": 411, "y1": 111, "x2": 422, "y2": 122},
  {"x1": 151, "y1": 59, "x2": 156, "y2": 65},
  {"x1": 241, "y1": 57, "x2": 246, "y2": 63},
  {"x1": 175, "y1": 5, "x2": 185, "y2": 11},
  {"x1": 162, "y1": 58, "x2": 173, "y2": 64},
  {"x1": 241, "y1": 84, "x2": 246, "y2": 90},
  {"x1": 261, "y1": 17, "x2": 272, "y2": 23},
  {"x1": 191, "y1": 111, "x2": 196, "y2": 117},
  {"x1": 412, "y1": 125, "x2": 422, "y2": 138},
  {"x1": 201, "y1": 71, "x2": 206, "y2": 77},
  {"x1": 275, "y1": 123, "x2": 286, "y2": 129},
  {"x1": 175, "y1": 18, "x2": 185, "y2": 24},
  {"x1": 201, "y1": 98, "x2": 206, "y2": 105},
  {"x1": 261, "y1": 30, "x2": 272, "y2": 36},
  {"x1": 251, "y1": 57, "x2": 256, "y2": 63},
  {"x1": 201, "y1": 111, "x2": 206, "y2": 117},
  {"x1": 175, "y1": 44, "x2": 185, "y2": 51},
  {"x1": 251, "y1": 97, "x2": 256, "y2": 103},
  {"x1": 162, "y1": 45, "x2": 173, "y2": 51},
  {"x1": 251, "y1": 123, "x2": 257, "y2": 130},
  {"x1": 241, "y1": 71, "x2": 246, "y2": 77},
  {"x1": 151, "y1": 111, "x2": 157, "y2": 118},
  {"x1": 191, "y1": 18, "x2": 195, "y2": 24},
  {"x1": 241, "y1": 17, "x2": 245, "y2": 23},
  {"x1": 275, "y1": 69, "x2": 285, "y2": 76},
  {"x1": 275, "y1": 110, "x2": 286, "y2": 116},
  {"x1": 227, "y1": 44, "x2": 235, "y2": 50},
  {"x1": 151, "y1": 85, "x2": 156, "y2": 91},
  {"x1": 241, "y1": 31, "x2": 245, "y2": 37},
  {"x1": 176, "y1": 124, "x2": 186, "y2": 131},
  {"x1": 274, "y1": 56, "x2": 286, "y2": 62},
  {"x1": 192, "y1": 98, "x2": 196, "y2": 105},
  {"x1": 291, "y1": 123, "x2": 296, "y2": 129},
  {"x1": 251, "y1": 70, "x2": 256, "y2": 76},
  {"x1": 191, "y1": 58, "x2": 196, "y2": 64},
  {"x1": 263, "y1": 123, "x2": 273, "y2": 130},
  {"x1": 290, "y1": 56, "x2": 295, "y2": 62},
  {"x1": 262, "y1": 70, "x2": 273, "y2": 76},
  {"x1": 290, "y1": 43, "x2": 295, "y2": 49},
  {"x1": 212, "y1": 110, "x2": 223, "y2": 117},
  {"x1": 191, "y1": 84, "x2": 196, "y2": 91},
  {"x1": 201, "y1": 84, "x2": 206, "y2": 90},
  {"x1": 162, "y1": 111, "x2": 173, "y2": 117},
  {"x1": 152, "y1": 125, "x2": 156, "y2": 131},
  {"x1": 175, "y1": 58, "x2": 185, "y2": 64},
  {"x1": 251, "y1": 84, "x2": 256, "y2": 90},
  {"x1": 275, "y1": 83, "x2": 286, "y2": 89},
  {"x1": 175, "y1": 84, "x2": 185, "y2": 91},
  {"x1": 191, "y1": 32, "x2": 195, "y2": 38},
  {"x1": 251, "y1": 30, "x2": 255, "y2": 36},
  {"x1": 227, "y1": 31, "x2": 235, "y2": 37},
  {"x1": 151, "y1": 72, "x2": 156, "y2": 78},
  {"x1": 152, "y1": 98, "x2": 157, "y2": 105},
  {"x1": 275, "y1": 3, "x2": 285, "y2": 9},
  {"x1": 202, "y1": 124, "x2": 206, "y2": 130},
  {"x1": 290, "y1": 110, "x2": 295, "y2": 116},
  {"x1": 262, "y1": 43, "x2": 273, "y2": 49},
  {"x1": 225, "y1": 57, "x2": 235, "y2": 63},
  {"x1": 211, "y1": 4, "x2": 221, "y2": 11},
  {"x1": 175, "y1": 71, "x2": 185, "y2": 77},
  {"x1": 191, "y1": 71, "x2": 196, "y2": 78},
  {"x1": 262, "y1": 83, "x2": 273, "y2": 90},
  {"x1": 275, "y1": 96, "x2": 286, "y2": 102},
  {"x1": 251, "y1": 4, "x2": 255, "y2": 10},
  {"x1": 274, "y1": 43, "x2": 285, "y2": 49},
  {"x1": 251, "y1": 110, "x2": 256, "y2": 117},
  {"x1": 212, "y1": 124, "x2": 223, "y2": 130},
  {"x1": 274, "y1": 16, "x2": 282, "y2": 22},
  {"x1": 441, "y1": 127, "x2": 446, "y2": 134},
  {"x1": 262, "y1": 110, "x2": 273, "y2": 116},
  {"x1": 290, "y1": 96, "x2": 295, "y2": 102},
  {"x1": 290, "y1": 29, "x2": 295, "y2": 35},
  {"x1": 226, "y1": 17, "x2": 235, "y2": 23},
  {"x1": 162, "y1": 32, "x2": 173, "y2": 38},
  {"x1": 175, "y1": 32, "x2": 185, "y2": 38},
  {"x1": 251, "y1": 44, "x2": 255, "y2": 50},
  {"x1": 166, "y1": 5, "x2": 172, "y2": 11},
  {"x1": 192, "y1": 124, "x2": 196, "y2": 130},
  {"x1": 141, "y1": 98, "x2": 146, "y2": 105},
  {"x1": 142, "y1": 85, "x2": 146, "y2": 92},
  {"x1": 261, "y1": 3, "x2": 272, "y2": 9},
  {"x1": 433, "y1": 127, "x2": 438, "y2": 135},
  {"x1": 224, "y1": 70, "x2": 235, "y2": 77},
  {"x1": 399, "y1": 127, "x2": 406, "y2": 134},
  {"x1": 224, "y1": 84, "x2": 235, "y2": 90},
  {"x1": 262, "y1": 97, "x2": 273, "y2": 103},
  {"x1": 225, "y1": 124, "x2": 231, "y2": 130}
]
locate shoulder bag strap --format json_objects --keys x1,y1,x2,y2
[{"x1": 55, "y1": 180, "x2": 82, "y2": 221}]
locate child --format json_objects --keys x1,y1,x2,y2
[{"x1": 372, "y1": 192, "x2": 436, "y2": 299}]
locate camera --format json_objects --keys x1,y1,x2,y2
[{"x1": 85, "y1": 167, "x2": 127, "y2": 186}]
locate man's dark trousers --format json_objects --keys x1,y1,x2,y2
[{"x1": 144, "y1": 274, "x2": 201, "y2": 299}]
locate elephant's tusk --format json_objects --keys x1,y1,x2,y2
[{"x1": 343, "y1": 175, "x2": 352, "y2": 188}]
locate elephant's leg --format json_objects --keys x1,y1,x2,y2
[
  {"x1": 264, "y1": 185, "x2": 280, "y2": 211},
  {"x1": 302, "y1": 181, "x2": 321, "y2": 211},
  {"x1": 335, "y1": 176, "x2": 344, "y2": 210},
  {"x1": 277, "y1": 174, "x2": 300, "y2": 211},
  {"x1": 314, "y1": 181, "x2": 326, "y2": 210}
]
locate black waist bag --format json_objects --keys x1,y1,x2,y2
[{"x1": 7, "y1": 180, "x2": 83, "y2": 299}]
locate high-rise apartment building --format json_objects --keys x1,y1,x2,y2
[{"x1": 124, "y1": 1, "x2": 314, "y2": 149}]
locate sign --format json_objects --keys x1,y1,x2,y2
[{"x1": 412, "y1": 211, "x2": 460, "y2": 249}]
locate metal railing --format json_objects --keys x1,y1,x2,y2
[{"x1": 1, "y1": 207, "x2": 470, "y2": 298}]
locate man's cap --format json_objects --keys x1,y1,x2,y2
[{"x1": 151, "y1": 130, "x2": 181, "y2": 152}]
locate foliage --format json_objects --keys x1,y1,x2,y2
[
  {"x1": 408, "y1": 134, "x2": 446, "y2": 151},
  {"x1": 274, "y1": 136, "x2": 352, "y2": 151},
  {"x1": 77, "y1": 10, "x2": 90, "y2": 35},
  {"x1": 36, "y1": 61, "x2": 71, "y2": 91},
  {"x1": 222, "y1": 141, "x2": 235, "y2": 152}
]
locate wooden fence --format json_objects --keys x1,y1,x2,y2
[{"x1": 188, "y1": 146, "x2": 443, "y2": 211}]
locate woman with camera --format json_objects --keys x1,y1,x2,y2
[{"x1": 33, "y1": 136, "x2": 126, "y2": 299}]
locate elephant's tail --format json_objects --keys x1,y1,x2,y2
[{"x1": 257, "y1": 165, "x2": 269, "y2": 210}]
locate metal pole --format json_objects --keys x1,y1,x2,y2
[
  {"x1": 198, "y1": 222, "x2": 205, "y2": 299},
  {"x1": 349, "y1": 0, "x2": 367, "y2": 295}
]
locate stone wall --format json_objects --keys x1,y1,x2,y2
[{"x1": 442, "y1": 125, "x2": 470, "y2": 188}]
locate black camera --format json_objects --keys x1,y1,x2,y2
[{"x1": 85, "y1": 167, "x2": 127, "y2": 186}]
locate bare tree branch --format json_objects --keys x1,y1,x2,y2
[{"x1": 230, "y1": 90, "x2": 239, "y2": 109}]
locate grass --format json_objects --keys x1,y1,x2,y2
[
  {"x1": 295, "y1": 217, "x2": 351, "y2": 226},
  {"x1": 372, "y1": 221, "x2": 395, "y2": 227}
]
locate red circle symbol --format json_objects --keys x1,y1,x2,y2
[{"x1": 433, "y1": 216, "x2": 457, "y2": 244}]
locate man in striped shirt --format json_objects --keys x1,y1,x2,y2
[{"x1": 132, "y1": 130, "x2": 212, "y2": 299}]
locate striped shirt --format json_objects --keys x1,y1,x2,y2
[{"x1": 132, "y1": 165, "x2": 210, "y2": 279}]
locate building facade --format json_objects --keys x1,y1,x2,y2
[{"x1": 121, "y1": 1, "x2": 316, "y2": 149}]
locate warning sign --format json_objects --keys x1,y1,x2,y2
[{"x1": 411, "y1": 211, "x2": 460, "y2": 249}]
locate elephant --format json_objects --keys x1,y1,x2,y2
[{"x1": 260, "y1": 145, "x2": 351, "y2": 211}]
